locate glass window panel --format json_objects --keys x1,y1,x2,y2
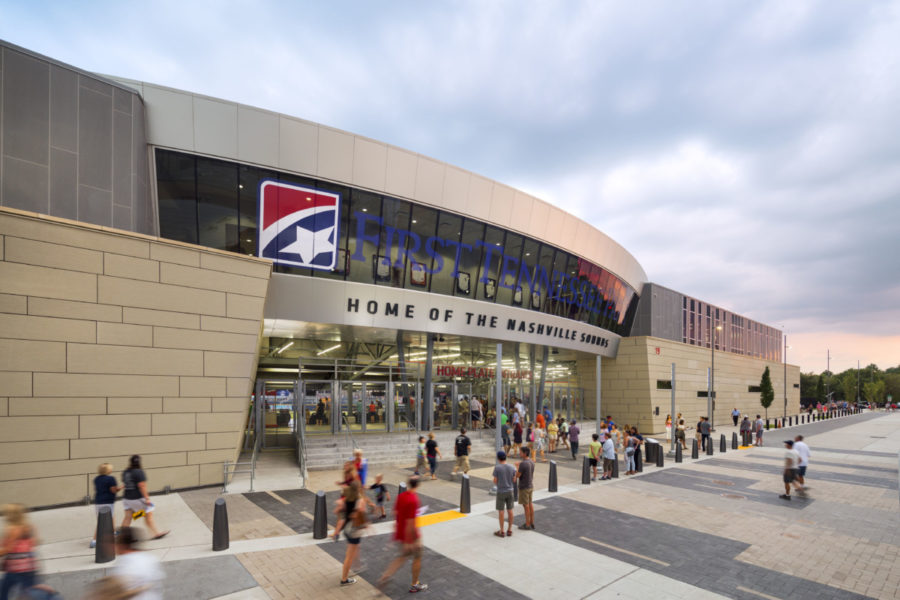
[
  {"x1": 312, "y1": 179, "x2": 351, "y2": 281},
  {"x1": 496, "y1": 231, "x2": 523, "y2": 306},
  {"x1": 239, "y1": 164, "x2": 277, "y2": 257},
  {"x1": 408, "y1": 205, "x2": 439, "y2": 291},
  {"x1": 347, "y1": 190, "x2": 383, "y2": 285},
  {"x1": 431, "y1": 212, "x2": 464, "y2": 296},
  {"x1": 380, "y1": 197, "x2": 411, "y2": 287},
  {"x1": 156, "y1": 149, "x2": 197, "y2": 244},
  {"x1": 456, "y1": 218, "x2": 484, "y2": 298},
  {"x1": 519, "y1": 238, "x2": 541, "y2": 309}
]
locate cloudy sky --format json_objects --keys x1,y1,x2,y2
[{"x1": 2, "y1": 0, "x2": 897, "y2": 373}]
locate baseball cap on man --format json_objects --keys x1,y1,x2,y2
[
  {"x1": 496, "y1": 450, "x2": 507, "y2": 461},
  {"x1": 783, "y1": 440, "x2": 794, "y2": 446}
]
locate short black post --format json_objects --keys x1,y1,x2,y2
[
  {"x1": 645, "y1": 441, "x2": 654, "y2": 464},
  {"x1": 95, "y1": 505, "x2": 115, "y2": 563},
  {"x1": 581, "y1": 456, "x2": 591, "y2": 484},
  {"x1": 656, "y1": 446, "x2": 664, "y2": 467},
  {"x1": 548, "y1": 460, "x2": 558, "y2": 492},
  {"x1": 766, "y1": 418, "x2": 770, "y2": 430},
  {"x1": 720, "y1": 434, "x2": 726, "y2": 453},
  {"x1": 313, "y1": 490, "x2": 328, "y2": 540},
  {"x1": 675, "y1": 444, "x2": 683, "y2": 463},
  {"x1": 460, "y1": 474, "x2": 471, "y2": 513},
  {"x1": 399, "y1": 481, "x2": 407, "y2": 496},
  {"x1": 212, "y1": 497, "x2": 229, "y2": 551},
  {"x1": 513, "y1": 478, "x2": 519, "y2": 503},
  {"x1": 635, "y1": 446, "x2": 644, "y2": 471},
  {"x1": 691, "y1": 438, "x2": 699, "y2": 459},
  {"x1": 706, "y1": 437, "x2": 714, "y2": 455},
  {"x1": 612, "y1": 454, "x2": 619, "y2": 478},
  {"x1": 731, "y1": 432, "x2": 738, "y2": 450}
]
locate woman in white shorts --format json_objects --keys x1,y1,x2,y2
[
  {"x1": 533, "y1": 426, "x2": 547, "y2": 462},
  {"x1": 120, "y1": 455, "x2": 169, "y2": 540}
]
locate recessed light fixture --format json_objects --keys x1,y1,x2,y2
[
  {"x1": 412, "y1": 219, "x2": 417, "y2": 224},
  {"x1": 238, "y1": 184, "x2": 244, "y2": 189},
  {"x1": 525, "y1": 252, "x2": 530, "y2": 256},
  {"x1": 362, "y1": 208, "x2": 368, "y2": 212}
]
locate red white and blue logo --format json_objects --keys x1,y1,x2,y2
[{"x1": 258, "y1": 180, "x2": 340, "y2": 270}]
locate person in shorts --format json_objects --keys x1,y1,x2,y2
[
  {"x1": 793, "y1": 435, "x2": 810, "y2": 489},
  {"x1": 492, "y1": 451, "x2": 516, "y2": 537},
  {"x1": 91, "y1": 463, "x2": 120, "y2": 548},
  {"x1": 779, "y1": 440, "x2": 804, "y2": 500},
  {"x1": 755, "y1": 415, "x2": 765, "y2": 447},
  {"x1": 414, "y1": 436, "x2": 426, "y2": 475},
  {"x1": 120, "y1": 455, "x2": 168, "y2": 540},
  {"x1": 588, "y1": 433, "x2": 602, "y2": 481},
  {"x1": 452, "y1": 428, "x2": 471, "y2": 477},
  {"x1": 601, "y1": 433, "x2": 616, "y2": 480},
  {"x1": 369, "y1": 473, "x2": 390, "y2": 519},
  {"x1": 376, "y1": 476, "x2": 427, "y2": 594},
  {"x1": 515, "y1": 447, "x2": 535, "y2": 530}
]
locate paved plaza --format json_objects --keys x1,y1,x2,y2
[{"x1": 26, "y1": 411, "x2": 900, "y2": 599}]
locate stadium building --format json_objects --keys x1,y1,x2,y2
[{"x1": 0, "y1": 40, "x2": 799, "y2": 507}]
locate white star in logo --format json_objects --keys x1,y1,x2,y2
[{"x1": 280, "y1": 224, "x2": 335, "y2": 265}]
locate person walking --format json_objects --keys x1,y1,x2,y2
[
  {"x1": 377, "y1": 477, "x2": 427, "y2": 593},
  {"x1": 353, "y1": 448, "x2": 369, "y2": 486},
  {"x1": 332, "y1": 480, "x2": 371, "y2": 586},
  {"x1": 414, "y1": 436, "x2": 426, "y2": 476},
  {"x1": 516, "y1": 447, "x2": 535, "y2": 530},
  {"x1": 755, "y1": 415, "x2": 765, "y2": 447},
  {"x1": 91, "y1": 463, "x2": 120, "y2": 549},
  {"x1": 369, "y1": 473, "x2": 390, "y2": 520},
  {"x1": 0, "y1": 503, "x2": 39, "y2": 600},
  {"x1": 568, "y1": 420, "x2": 581, "y2": 460},
  {"x1": 732, "y1": 407, "x2": 741, "y2": 427},
  {"x1": 624, "y1": 431, "x2": 637, "y2": 475},
  {"x1": 793, "y1": 435, "x2": 811, "y2": 490},
  {"x1": 512, "y1": 421, "x2": 523, "y2": 456},
  {"x1": 699, "y1": 417, "x2": 711, "y2": 452},
  {"x1": 425, "y1": 432, "x2": 442, "y2": 480},
  {"x1": 601, "y1": 432, "x2": 616, "y2": 480},
  {"x1": 588, "y1": 433, "x2": 602, "y2": 481},
  {"x1": 452, "y1": 428, "x2": 472, "y2": 477},
  {"x1": 533, "y1": 423, "x2": 547, "y2": 462},
  {"x1": 665, "y1": 414, "x2": 672, "y2": 441},
  {"x1": 120, "y1": 455, "x2": 168, "y2": 540},
  {"x1": 779, "y1": 440, "x2": 804, "y2": 500},
  {"x1": 470, "y1": 396, "x2": 482, "y2": 430},
  {"x1": 113, "y1": 526, "x2": 165, "y2": 600},
  {"x1": 492, "y1": 451, "x2": 516, "y2": 538},
  {"x1": 559, "y1": 417, "x2": 569, "y2": 450}
]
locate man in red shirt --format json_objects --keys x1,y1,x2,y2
[{"x1": 376, "y1": 476, "x2": 428, "y2": 593}]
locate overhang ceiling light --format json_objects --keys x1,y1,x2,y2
[{"x1": 317, "y1": 344, "x2": 341, "y2": 356}]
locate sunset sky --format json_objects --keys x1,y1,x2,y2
[{"x1": 2, "y1": 1, "x2": 897, "y2": 374}]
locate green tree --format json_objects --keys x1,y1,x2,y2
[
  {"x1": 840, "y1": 372, "x2": 858, "y2": 404},
  {"x1": 815, "y1": 376, "x2": 825, "y2": 404},
  {"x1": 800, "y1": 372, "x2": 818, "y2": 398},
  {"x1": 863, "y1": 380, "x2": 885, "y2": 406},
  {"x1": 760, "y1": 366, "x2": 774, "y2": 419},
  {"x1": 884, "y1": 373, "x2": 900, "y2": 405}
]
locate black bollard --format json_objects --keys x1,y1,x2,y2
[
  {"x1": 720, "y1": 434, "x2": 726, "y2": 453},
  {"x1": 460, "y1": 474, "x2": 471, "y2": 513},
  {"x1": 732, "y1": 432, "x2": 738, "y2": 450},
  {"x1": 766, "y1": 419, "x2": 770, "y2": 430},
  {"x1": 675, "y1": 443, "x2": 683, "y2": 463},
  {"x1": 691, "y1": 438, "x2": 699, "y2": 459},
  {"x1": 656, "y1": 446, "x2": 664, "y2": 467},
  {"x1": 635, "y1": 446, "x2": 644, "y2": 472},
  {"x1": 313, "y1": 490, "x2": 328, "y2": 540},
  {"x1": 645, "y1": 441, "x2": 654, "y2": 464},
  {"x1": 513, "y1": 478, "x2": 519, "y2": 503},
  {"x1": 612, "y1": 454, "x2": 619, "y2": 478},
  {"x1": 95, "y1": 505, "x2": 115, "y2": 563},
  {"x1": 548, "y1": 460, "x2": 558, "y2": 492},
  {"x1": 212, "y1": 497, "x2": 229, "y2": 551},
  {"x1": 706, "y1": 437, "x2": 714, "y2": 455},
  {"x1": 582, "y1": 456, "x2": 591, "y2": 484},
  {"x1": 399, "y1": 482, "x2": 407, "y2": 496}
]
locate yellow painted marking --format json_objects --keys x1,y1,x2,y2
[
  {"x1": 416, "y1": 510, "x2": 466, "y2": 527},
  {"x1": 266, "y1": 490, "x2": 290, "y2": 505},
  {"x1": 736, "y1": 586, "x2": 781, "y2": 600},
  {"x1": 738, "y1": 445, "x2": 754, "y2": 450},
  {"x1": 579, "y1": 536, "x2": 670, "y2": 567}
]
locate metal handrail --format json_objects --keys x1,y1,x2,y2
[
  {"x1": 297, "y1": 416, "x2": 309, "y2": 489},
  {"x1": 222, "y1": 434, "x2": 259, "y2": 493},
  {"x1": 341, "y1": 413, "x2": 360, "y2": 450}
]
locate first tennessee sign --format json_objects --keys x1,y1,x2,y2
[{"x1": 258, "y1": 181, "x2": 340, "y2": 270}]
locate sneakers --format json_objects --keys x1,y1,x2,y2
[
  {"x1": 591, "y1": 477, "x2": 597, "y2": 481},
  {"x1": 779, "y1": 494, "x2": 791, "y2": 500},
  {"x1": 340, "y1": 578, "x2": 357, "y2": 586},
  {"x1": 409, "y1": 583, "x2": 428, "y2": 593},
  {"x1": 89, "y1": 540, "x2": 96, "y2": 549}
]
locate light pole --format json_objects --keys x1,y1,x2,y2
[
  {"x1": 783, "y1": 334, "x2": 787, "y2": 420},
  {"x1": 709, "y1": 323, "x2": 721, "y2": 431}
]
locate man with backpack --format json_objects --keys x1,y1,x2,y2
[{"x1": 451, "y1": 428, "x2": 472, "y2": 477}]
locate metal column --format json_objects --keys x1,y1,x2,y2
[
  {"x1": 537, "y1": 346, "x2": 549, "y2": 416},
  {"x1": 495, "y1": 344, "x2": 503, "y2": 451},
  {"x1": 529, "y1": 345, "x2": 537, "y2": 424},
  {"x1": 387, "y1": 381, "x2": 395, "y2": 432},
  {"x1": 595, "y1": 356, "x2": 602, "y2": 436},
  {"x1": 424, "y1": 335, "x2": 434, "y2": 431}
]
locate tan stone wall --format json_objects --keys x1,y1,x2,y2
[
  {"x1": 579, "y1": 336, "x2": 800, "y2": 435},
  {"x1": 0, "y1": 208, "x2": 271, "y2": 508}
]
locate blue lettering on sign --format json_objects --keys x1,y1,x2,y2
[{"x1": 348, "y1": 210, "x2": 613, "y2": 316}]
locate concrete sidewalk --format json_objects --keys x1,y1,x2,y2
[{"x1": 24, "y1": 409, "x2": 897, "y2": 599}]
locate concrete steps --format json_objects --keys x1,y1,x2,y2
[{"x1": 302, "y1": 430, "x2": 498, "y2": 471}]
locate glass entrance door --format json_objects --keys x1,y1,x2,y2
[
  {"x1": 261, "y1": 380, "x2": 296, "y2": 448},
  {"x1": 432, "y1": 382, "x2": 456, "y2": 429},
  {"x1": 392, "y1": 381, "x2": 418, "y2": 431},
  {"x1": 300, "y1": 380, "x2": 334, "y2": 435},
  {"x1": 364, "y1": 382, "x2": 387, "y2": 432}
]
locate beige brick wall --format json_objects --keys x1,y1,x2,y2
[
  {"x1": 581, "y1": 336, "x2": 800, "y2": 435},
  {"x1": 0, "y1": 208, "x2": 271, "y2": 508}
]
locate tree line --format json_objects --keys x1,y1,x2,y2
[{"x1": 798, "y1": 364, "x2": 899, "y2": 406}]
